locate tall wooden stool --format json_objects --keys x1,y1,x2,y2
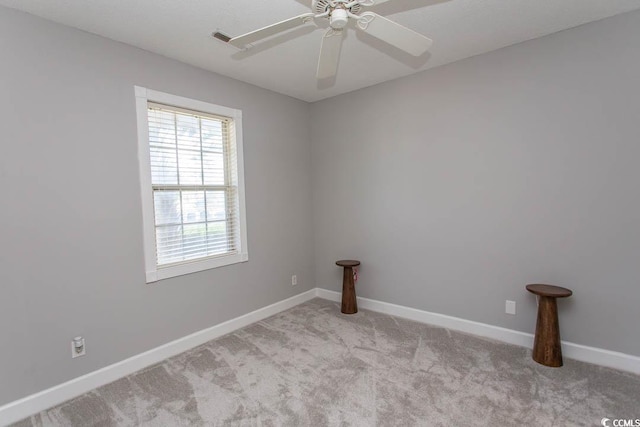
[
  {"x1": 526, "y1": 284, "x2": 573, "y2": 367},
  {"x1": 336, "y1": 260, "x2": 360, "y2": 314}
]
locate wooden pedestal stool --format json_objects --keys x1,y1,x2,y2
[
  {"x1": 526, "y1": 284, "x2": 573, "y2": 367},
  {"x1": 336, "y1": 260, "x2": 360, "y2": 314}
]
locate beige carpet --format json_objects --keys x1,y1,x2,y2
[{"x1": 12, "y1": 298, "x2": 640, "y2": 426}]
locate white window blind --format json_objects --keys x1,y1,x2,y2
[
  {"x1": 148, "y1": 103, "x2": 241, "y2": 266},
  {"x1": 135, "y1": 87, "x2": 248, "y2": 283}
]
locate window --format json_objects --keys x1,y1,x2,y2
[{"x1": 135, "y1": 87, "x2": 248, "y2": 283}]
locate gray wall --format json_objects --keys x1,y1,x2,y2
[
  {"x1": 310, "y1": 10, "x2": 640, "y2": 357},
  {"x1": 0, "y1": 7, "x2": 314, "y2": 406},
  {"x1": 2, "y1": 3, "x2": 640, "y2": 409}
]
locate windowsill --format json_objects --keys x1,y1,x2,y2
[{"x1": 146, "y1": 252, "x2": 249, "y2": 283}]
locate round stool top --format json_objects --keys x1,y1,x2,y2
[
  {"x1": 526, "y1": 284, "x2": 572, "y2": 298},
  {"x1": 336, "y1": 260, "x2": 360, "y2": 267}
]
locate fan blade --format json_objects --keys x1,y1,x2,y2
[
  {"x1": 356, "y1": 12, "x2": 432, "y2": 56},
  {"x1": 229, "y1": 13, "x2": 315, "y2": 48},
  {"x1": 317, "y1": 29, "x2": 344, "y2": 79}
]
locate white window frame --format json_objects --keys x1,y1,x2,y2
[{"x1": 135, "y1": 86, "x2": 248, "y2": 283}]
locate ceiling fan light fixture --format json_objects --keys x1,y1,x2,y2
[{"x1": 330, "y1": 9, "x2": 349, "y2": 29}]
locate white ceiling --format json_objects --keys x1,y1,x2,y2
[{"x1": 2, "y1": 0, "x2": 638, "y2": 102}]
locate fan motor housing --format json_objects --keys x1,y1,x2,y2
[{"x1": 312, "y1": 0, "x2": 361, "y2": 15}]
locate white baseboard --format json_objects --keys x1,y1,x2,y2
[
  {"x1": 0, "y1": 289, "x2": 317, "y2": 426},
  {"x1": 315, "y1": 288, "x2": 640, "y2": 375},
  {"x1": 2, "y1": 287, "x2": 639, "y2": 426},
  {"x1": 315, "y1": 288, "x2": 534, "y2": 347}
]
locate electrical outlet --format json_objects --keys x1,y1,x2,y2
[
  {"x1": 291, "y1": 275, "x2": 297, "y2": 286},
  {"x1": 72, "y1": 336, "x2": 86, "y2": 358},
  {"x1": 505, "y1": 300, "x2": 516, "y2": 315}
]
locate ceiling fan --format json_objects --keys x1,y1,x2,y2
[{"x1": 225, "y1": 0, "x2": 433, "y2": 79}]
